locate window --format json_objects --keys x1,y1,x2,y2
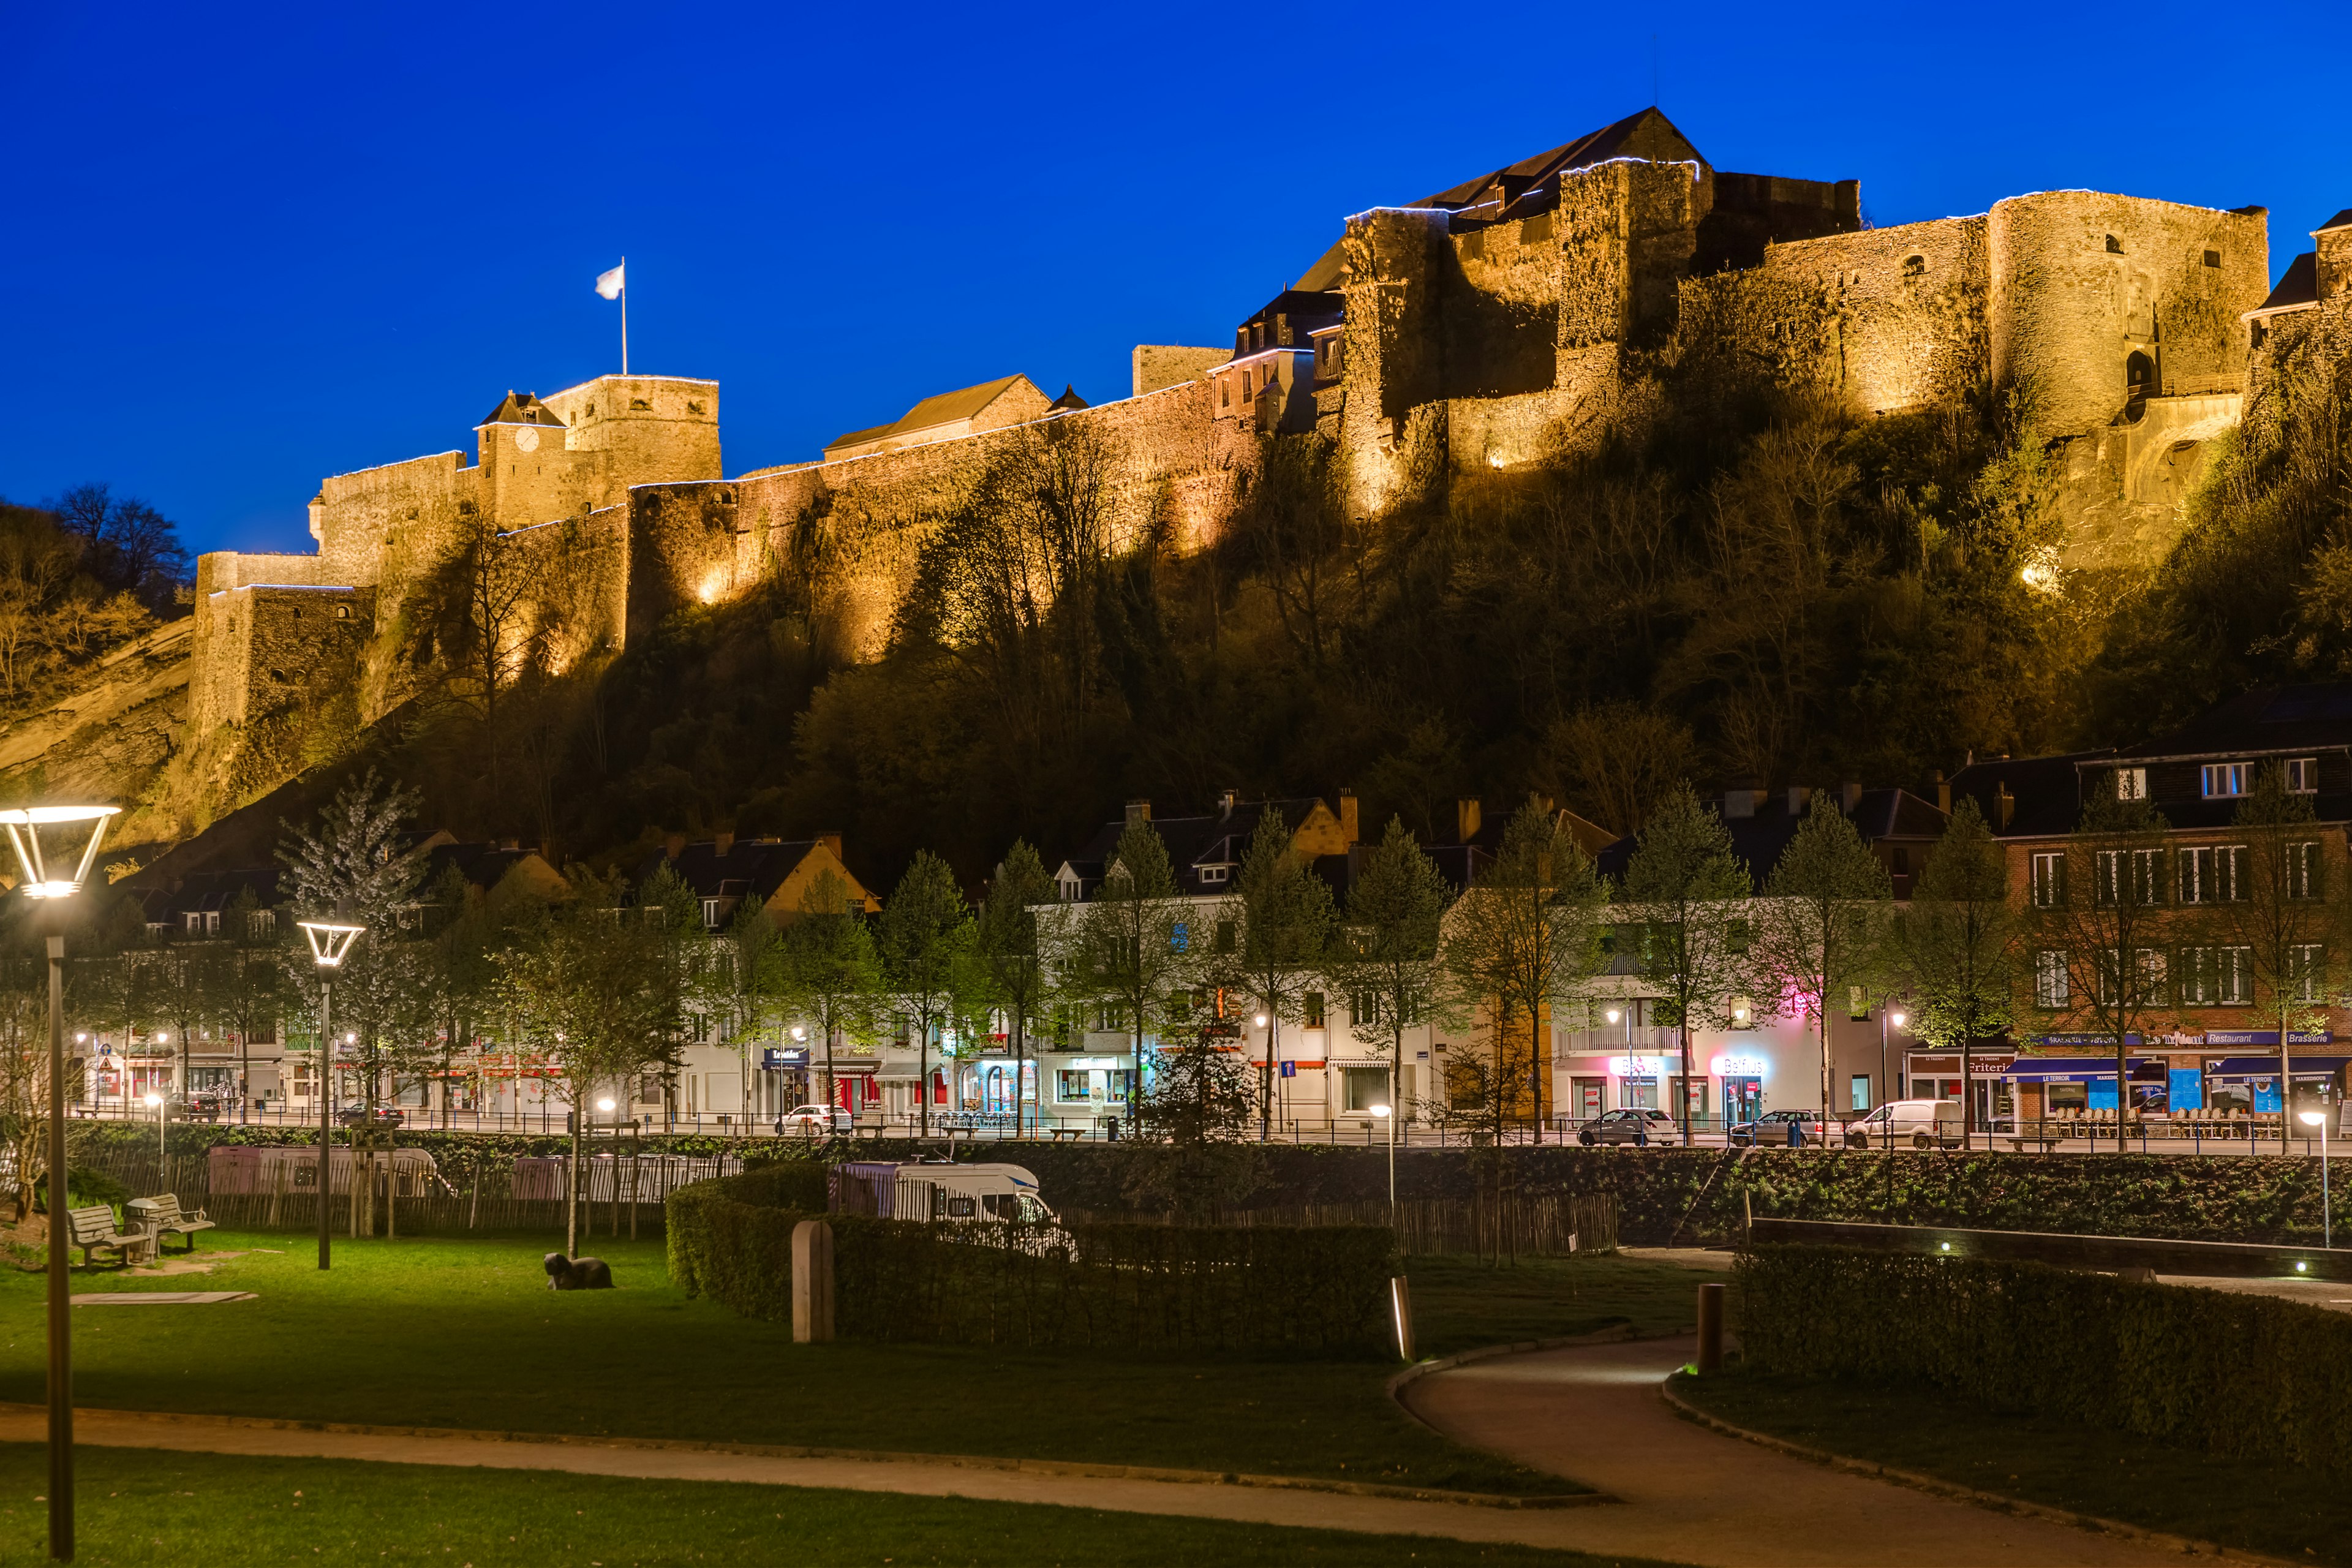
[
  {"x1": 1055, "y1": 1069, "x2": 1094, "y2": 1102},
  {"x1": 1303, "y1": 992, "x2": 1325, "y2": 1028},
  {"x1": 1197, "y1": 865, "x2": 1229, "y2": 884},
  {"x1": 2106, "y1": 235, "x2": 2124, "y2": 254},
  {"x1": 2287, "y1": 757, "x2": 2320, "y2": 794},
  {"x1": 2030, "y1": 852, "x2": 2065, "y2": 908},
  {"x1": 944, "y1": 1196, "x2": 976, "y2": 1218},
  {"x1": 2098, "y1": 947, "x2": 2168, "y2": 1006},
  {"x1": 1902, "y1": 254, "x2": 1924, "y2": 277},
  {"x1": 2035, "y1": 949, "x2": 2070, "y2": 1009},
  {"x1": 701, "y1": 898, "x2": 721, "y2": 928},
  {"x1": 2204, "y1": 249, "x2": 2222, "y2": 268},
  {"x1": 1850, "y1": 1075, "x2": 1872, "y2": 1112},
  {"x1": 1342, "y1": 1066, "x2": 1389, "y2": 1112},
  {"x1": 636, "y1": 1074, "x2": 663, "y2": 1104},
  {"x1": 1219, "y1": 377, "x2": 1230, "y2": 409},
  {"x1": 2116, "y1": 767, "x2": 2147, "y2": 801},
  {"x1": 2203, "y1": 763, "x2": 2251, "y2": 798},
  {"x1": 2095, "y1": 848, "x2": 2164, "y2": 905},
  {"x1": 2180, "y1": 844, "x2": 2247, "y2": 903},
  {"x1": 2290, "y1": 841, "x2": 2324, "y2": 901},
  {"x1": 2293, "y1": 944, "x2": 2327, "y2": 1004}
]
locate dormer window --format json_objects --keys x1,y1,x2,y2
[
  {"x1": 2202, "y1": 763, "x2": 2250, "y2": 798},
  {"x1": 2287, "y1": 757, "x2": 2320, "y2": 794},
  {"x1": 1197, "y1": 865, "x2": 1230, "y2": 884},
  {"x1": 2116, "y1": 767, "x2": 2147, "y2": 801}
]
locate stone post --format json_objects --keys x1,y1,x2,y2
[{"x1": 792, "y1": 1218, "x2": 835, "y2": 1344}]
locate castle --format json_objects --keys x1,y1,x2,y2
[{"x1": 143, "y1": 108, "x2": 2343, "y2": 829}]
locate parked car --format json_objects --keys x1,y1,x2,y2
[
  {"x1": 1844, "y1": 1099, "x2": 1963, "y2": 1150},
  {"x1": 156, "y1": 1091, "x2": 224, "y2": 1123},
  {"x1": 1728, "y1": 1109, "x2": 1830, "y2": 1147},
  {"x1": 777, "y1": 1104, "x2": 851, "y2": 1137},
  {"x1": 1577, "y1": 1107, "x2": 1678, "y2": 1145},
  {"x1": 335, "y1": 1104, "x2": 404, "y2": 1129}
]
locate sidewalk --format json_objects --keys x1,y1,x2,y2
[{"x1": 1400, "y1": 1336, "x2": 2196, "y2": 1567}]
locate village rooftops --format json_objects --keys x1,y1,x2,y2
[
  {"x1": 635, "y1": 832, "x2": 880, "y2": 928},
  {"x1": 1591, "y1": 785, "x2": 1947, "y2": 897},
  {"x1": 1052, "y1": 796, "x2": 1357, "y2": 903}
]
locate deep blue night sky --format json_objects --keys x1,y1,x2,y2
[{"x1": 6, "y1": 2, "x2": 2345, "y2": 557}]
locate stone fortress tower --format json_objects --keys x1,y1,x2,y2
[{"x1": 163, "y1": 107, "x2": 2325, "y2": 820}]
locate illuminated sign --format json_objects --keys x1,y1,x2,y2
[
  {"x1": 1710, "y1": 1054, "x2": 1770, "y2": 1078},
  {"x1": 1608, "y1": 1056, "x2": 1672, "y2": 1078}
]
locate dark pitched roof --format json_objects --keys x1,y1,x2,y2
[
  {"x1": 2253, "y1": 252, "x2": 2318, "y2": 315},
  {"x1": 2118, "y1": 684, "x2": 2352, "y2": 760},
  {"x1": 1593, "y1": 787, "x2": 1947, "y2": 891},
  {"x1": 1048, "y1": 384, "x2": 1089, "y2": 412},
  {"x1": 634, "y1": 838, "x2": 821, "y2": 903},
  {"x1": 140, "y1": 867, "x2": 281, "y2": 924},
  {"x1": 478, "y1": 391, "x2": 566, "y2": 428},
  {"x1": 1947, "y1": 752, "x2": 2110, "y2": 840},
  {"x1": 1058, "y1": 799, "x2": 1330, "y2": 899},
  {"x1": 2318, "y1": 210, "x2": 2352, "y2": 234},
  {"x1": 417, "y1": 841, "x2": 543, "y2": 896},
  {"x1": 1295, "y1": 107, "x2": 1706, "y2": 291}
]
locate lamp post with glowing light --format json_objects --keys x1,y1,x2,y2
[
  {"x1": 3, "y1": 799, "x2": 122, "y2": 1564},
  {"x1": 143, "y1": 1091, "x2": 164, "y2": 1163},
  {"x1": 2304, "y1": 1109, "x2": 2333, "y2": 1248},
  {"x1": 295, "y1": 919, "x2": 363, "y2": 1272}
]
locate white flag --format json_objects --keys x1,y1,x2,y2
[{"x1": 595, "y1": 262, "x2": 625, "y2": 301}]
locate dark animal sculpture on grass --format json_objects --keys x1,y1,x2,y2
[{"x1": 544, "y1": 1252, "x2": 614, "y2": 1291}]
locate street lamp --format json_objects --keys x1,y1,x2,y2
[
  {"x1": 296, "y1": 919, "x2": 364, "y2": 1273},
  {"x1": 2, "y1": 799, "x2": 121, "y2": 1564},
  {"x1": 2302, "y1": 1109, "x2": 2332, "y2": 1248},
  {"x1": 1254, "y1": 1014, "x2": 1272, "y2": 1142},
  {"x1": 144, "y1": 1091, "x2": 164, "y2": 1163},
  {"x1": 1371, "y1": 1104, "x2": 1395, "y2": 1216}
]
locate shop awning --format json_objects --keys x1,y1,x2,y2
[
  {"x1": 2003, "y1": 1060, "x2": 2130, "y2": 1083},
  {"x1": 2206, "y1": 1055, "x2": 2352, "y2": 1079}
]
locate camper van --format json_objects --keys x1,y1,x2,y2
[{"x1": 831, "y1": 1160, "x2": 1060, "y2": 1226}]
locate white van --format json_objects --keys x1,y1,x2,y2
[
  {"x1": 831, "y1": 1160, "x2": 1060, "y2": 1225},
  {"x1": 1843, "y1": 1099, "x2": 1964, "y2": 1150}
]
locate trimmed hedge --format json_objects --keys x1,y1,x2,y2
[
  {"x1": 830, "y1": 1216, "x2": 1395, "y2": 1355},
  {"x1": 665, "y1": 1170, "x2": 1396, "y2": 1355},
  {"x1": 1738, "y1": 1245, "x2": 2352, "y2": 1478},
  {"x1": 104, "y1": 1122, "x2": 2350, "y2": 1248}
]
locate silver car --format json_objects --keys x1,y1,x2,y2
[
  {"x1": 776, "y1": 1104, "x2": 850, "y2": 1137},
  {"x1": 1578, "y1": 1107, "x2": 1677, "y2": 1145}
]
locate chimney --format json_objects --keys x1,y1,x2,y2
[
  {"x1": 1787, "y1": 785, "x2": 1814, "y2": 816},
  {"x1": 1456, "y1": 797, "x2": 1483, "y2": 843},
  {"x1": 1724, "y1": 779, "x2": 1762, "y2": 819},
  {"x1": 713, "y1": 831, "x2": 734, "y2": 859},
  {"x1": 1125, "y1": 799, "x2": 1152, "y2": 827},
  {"x1": 1337, "y1": 788, "x2": 1359, "y2": 844},
  {"x1": 1218, "y1": 790, "x2": 1238, "y2": 818},
  {"x1": 1841, "y1": 781, "x2": 1863, "y2": 814},
  {"x1": 816, "y1": 831, "x2": 845, "y2": 863},
  {"x1": 1996, "y1": 783, "x2": 2015, "y2": 832},
  {"x1": 1932, "y1": 769, "x2": 1951, "y2": 813},
  {"x1": 663, "y1": 832, "x2": 686, "y2": 862}
]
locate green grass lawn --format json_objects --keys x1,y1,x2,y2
[
  {"x1": 0, "y1": 1443, "x2": 1690, "y2": 1567},
  {"x1": 1408, "y1": 1253, "x2": 1727, "y2": 1359},
  {"x1": 1676, "y1": 1368, "x2": 2352, "y2": 1566},
  {"x1": 0, "y1": 1233, "x2": 1703, "y2": 1500}
]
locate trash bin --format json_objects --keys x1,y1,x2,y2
[
  {"x1": 1787, "y1": 1121, "x2": 1804, "y2": 1148},
  {"x1": 1104, "y1": 1116, "x2": 1120, "y2": 1142}
]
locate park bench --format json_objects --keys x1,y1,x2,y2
[
  {"x1": 128, "y1": 1194, "x2": 215, "y2": 1254},
  {"x1": 1047, "y1": 1126, "x2": 1085, "y2": 1142},
  {"x1": 64, "y1": 1205, "x2": 148, "y2": 1269},
  {"x1": 943, "y1": 1126, "x2": 978, "y2": 1143}
]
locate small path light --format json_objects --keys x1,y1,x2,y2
[
  {"x1": 2303, "y1": 1108, "x2": 2332, "y2": 1250},
  {"x1": 2, "y1": 800, "x2": 121, "y2": 1564}
]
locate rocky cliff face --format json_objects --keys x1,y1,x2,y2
[{"x1": 0, "y1": 618, "x2": 192, "y2": 851}]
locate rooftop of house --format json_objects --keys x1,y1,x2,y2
[
  {"x1": 1055, "y1": 797, "x2": 1344, "y2": 900},
  {"x1": 1593, "y1": 785, "x2": 1948, "y2": 892},
  {"x1": 139, "y1": 867, "x2": 281, "y2": 925},
  {"x1": 824, "y1": 374, "x2": 1046, "y2": 458},
  {"x1": 416, "y1": 840, "x2": 552, "y2": 897},
  {"x1": 478, "y1": 391, "x2": 566, "y2": 428},
  {"x1": 2253, "y1": 252, "x2": 2319, "y2": 315}
]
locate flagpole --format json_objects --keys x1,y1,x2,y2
[{"x1": 620, "y1": 255, "x2": 628, "y2": 376}]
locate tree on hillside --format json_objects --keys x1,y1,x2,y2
[
  {"x1": 1233, "y1": 435, "x2": 1352, "y2": 673},
  {"x1": 1622, "y1": 786, "x2": 1753, "y2": 1146},
  {"x1": 2027, "y1": 778, "x2": 2176, "y2": 1153},
  {"x1": 1323, "y1": 816, "x2": 1454, "y2": 1144},
  {"x1": 1537, "y1": 703, "x2": 1700, "y2": 837},
  {"x1": 1213, "y1": 811, "x2": 1337, "y2": 1140},
  {"x1": 975, "y1": 840, "x2": 1057, "y2": 1138},
  {"x1": 1052, "y1": 817, "x2": 1189, "y2": 1133},
  {"x1": 1753, "y1": 795, "x2": 1894, "y2": 1130},
  {"x1": 877, "y1": 851, "x2": 975, "y2": 1137},
  {"x1": 1441, "y1": 799, "x2": 1608, "y2": 1142},
  {"x1": 2213, "y1": 762, "x2": 2343, "y2": 1154},
  {"x1": 47, "y1": 483, "x2": 192, "y2": 614},
  {"x1": 1898, "y1": 799, "x2": 2018, "y2": 1150},
  {"x1": 778, "y1": 869, "x2": 883, "y2": 1116}
]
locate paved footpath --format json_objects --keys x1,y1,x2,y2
[{"x1": 1401, "y1": 1337, "x2": 2196, "y2": 1568}]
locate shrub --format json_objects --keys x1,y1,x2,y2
[
  {"x1": 1737, "y1": 1245, "x2": 2352, "y2": 1477},
  {"x1": 664, "y1": 1177, "x2": 810, "y2": 1321}
]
